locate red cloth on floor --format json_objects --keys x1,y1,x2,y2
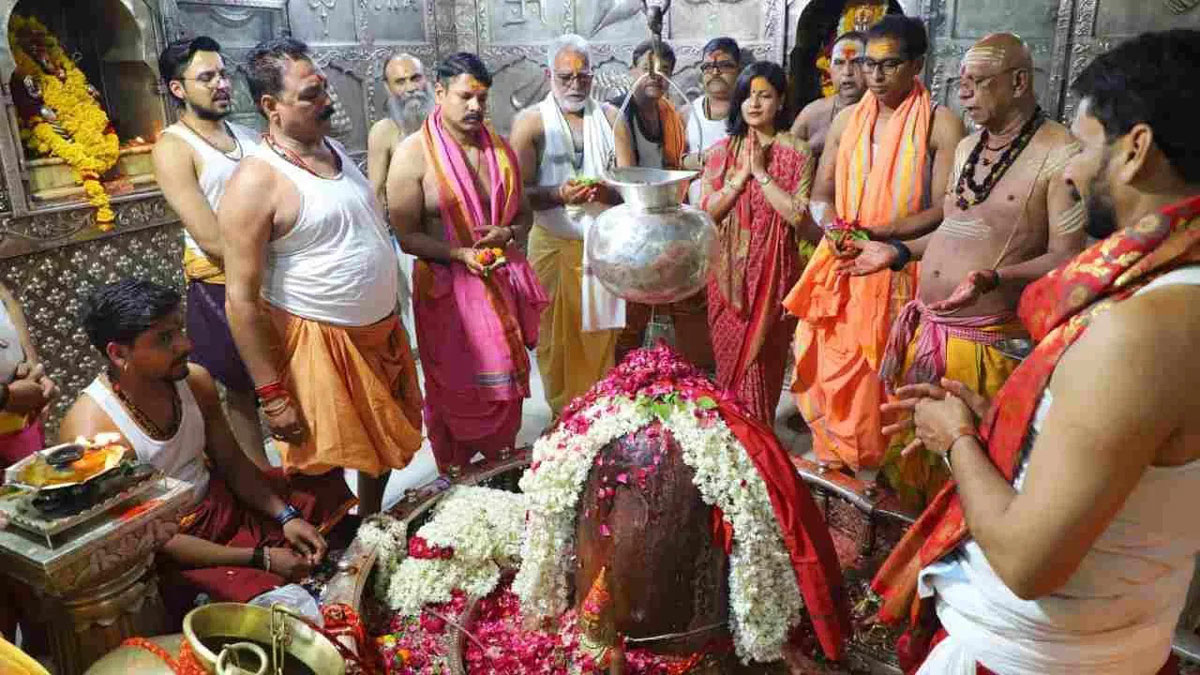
[{"x1": 162, "y1": 469, "x2": 354, "y2": 617}]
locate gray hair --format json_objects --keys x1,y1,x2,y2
[{"x1": 546, "y1": 34, "x2": 591, "y2": 71}]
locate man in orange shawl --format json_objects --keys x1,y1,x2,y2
[
  {"x1": 871, "y1": 31, "x2": 1200, "y2": 674},
  {"x1": 388, "y1": 53, "x2": 549, "y2": 470},
  {"x1": 221, "y1": 38, "x2": 424, "y2": 516},
  {"x1": 611, "y1": 40, "x2": 715, "y2": 373},
  {"x1": 783, "y1": 16, "x2": 964, "y2": 477}
]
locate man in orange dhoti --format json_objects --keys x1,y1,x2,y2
[
  {"x1": 388, "y1": 53, "x2": 549, "y2": 470},
  {"x1": 784, "y1": 16, "x2": 965, "y2": 476},
  {"x1": 220, "y1": 38, "x2": 424, "y2": 516}
]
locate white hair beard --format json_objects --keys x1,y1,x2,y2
[
  {"x1": 388, "y1": 86, "x2": 433, "y2": 133},
  {"x1": 554, "y1": 90, "x2": 587, "y2": 113}
]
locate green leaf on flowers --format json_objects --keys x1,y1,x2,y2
[{"x1": 696, "y1": 396, "x2": 718, "y2": 410}]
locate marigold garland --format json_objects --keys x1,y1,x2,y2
[{"x1": 8, "y1": 15, "x2": 120, "y2": 229}]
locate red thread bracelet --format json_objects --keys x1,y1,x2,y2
[{"x1": 255, "y1": 381, "x2": 288, "y2": 402}]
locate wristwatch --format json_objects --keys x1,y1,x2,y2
[{"x1": 275, "y1": 504, "x2": 301, "y2": 526}]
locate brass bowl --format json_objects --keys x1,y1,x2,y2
[{"x1": 184, "y1": 603, "x2": 346, "y2": 675}]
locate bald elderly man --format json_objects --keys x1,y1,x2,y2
[
  {"x1": 838, "y1": 33, "x2": 1086, "y2": 506},
  {"x1": 367, "y1": 53, "x2": 434, "y2": 204}
]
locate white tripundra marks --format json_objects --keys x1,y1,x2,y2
[
  {"x1": 940, "y1": 215, "x2": 990, "y2": 240},
  {"x1": 1055, "y1": 200, "x2": 1086, "y2": 235}
]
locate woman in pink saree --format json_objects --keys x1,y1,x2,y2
[{"x1": 701, "y1": 61, "x2": 818, "y2": 423}]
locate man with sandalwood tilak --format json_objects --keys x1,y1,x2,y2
[
  {"x1": 791, "y1": 31, "x2": 868, "y2": 159},
  {"x1": 387, "y1": 53, "x2": 548, "y2": 471},
  {"x1": 871, "y1": 30, "x2": 1200, "y2": 674},
  {"x1": 219, "y1": 37, "x2": 424, "y2": 516},
  {"x1": 784, "y1": 16, "x2": 965, "y2": 480},
  {"x1": 838, "y1": 33, "x2": 1086, "y2": 507},
  {"x1": 511, "y1": 35, "x2": 634, "y2": 416}
]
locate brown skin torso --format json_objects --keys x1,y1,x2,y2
[
  {"x1": 792, "y1": 96, "x2": 838, "y2": 159},
  {"x1": 920, "y1": 122, "x2": 1071, "y2": 315},
  {"x1": 411, "y1": 136, "x2": 494, "y2": 244}
]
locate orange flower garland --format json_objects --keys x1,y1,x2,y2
[{"x1": 8, "y1": 15, "x2": 120, "y2": 229}]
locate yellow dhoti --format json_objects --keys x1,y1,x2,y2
[
  {"x1": 883, "y1": 319, "x2": 1024, "y2": 509},
  {"x1": 268, "y1": 306, "x2": 424, "y2": 477},
  {"x1": 528, "y1": 225, "x2": 619, "y2": 414}
]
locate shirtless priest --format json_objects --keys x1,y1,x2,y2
[
  {"x1": 838, "y1": 33, "x2": 1086, "y2": 506},
  {"x1": 387, "y1": 53, "x2": 548, "y2": 471},
  {"x1": 59, "y1": 279, "x2": 355, "y2": 617}
]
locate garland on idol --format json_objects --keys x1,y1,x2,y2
[{"x1": 9, "y1": 15, "x2": 120, "y2": 229}]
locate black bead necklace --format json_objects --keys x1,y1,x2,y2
[{"x1": 954, "y1": 107, "x2": 1045, "y2": 211}]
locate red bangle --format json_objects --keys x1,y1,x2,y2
[{"x1": 255, "y1": 381, "x2": 288, "y2": 402}]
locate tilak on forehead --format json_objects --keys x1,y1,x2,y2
[
  {"x1": 462, "y1": 75, "x2": 489, "y2": 93},
  {"x1": 832, "y1": 40, "x2": 862, "y2": 61},
  {"x1": 866, "y1": 38, "x2": 903, "y2": 60},
  {"x1": 963, "y1": 44, "x2": 1006, "y2": 69},
  {"x1": 749, "y1": 76, "x2": 775, "y2": 93},
  {"x1": 556, "y1": 50, "x2": 588, "y2": 72}
]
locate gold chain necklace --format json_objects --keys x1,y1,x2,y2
[
  {"x1": 108, "y1": 375, "x2": 181, "y2": 440},
  {"x1": 179, "y1": 117, "x2": 242, "y2": 160}
]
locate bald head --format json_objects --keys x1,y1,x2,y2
[
  {"x1": 964, "y1": 33, "x2": 1033, "y2": 73},
  {"x1": 959, "y1": 32, "x2": 1038, "y2": 129},
  {"x1": 384, "y1": 53, "x2": 425, "y2": 97}
]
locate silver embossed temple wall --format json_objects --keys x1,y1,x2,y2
[{"x1": 0, "y1": 0, "x2": 1198, "y2": 433}]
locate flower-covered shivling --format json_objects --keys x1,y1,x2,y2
[{"x1": 515, "y1": 344, "x2": 840, "y2": 664}]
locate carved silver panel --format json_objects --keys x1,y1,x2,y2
[{"x1": 0, "y1": 221, "x2": 184, "y2": 436}]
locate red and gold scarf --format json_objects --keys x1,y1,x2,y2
[{"x1": 871, "y1": 194, "x2": 1200, "y2": 627}]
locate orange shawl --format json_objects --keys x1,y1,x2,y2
[{"x1": 784, "y1": 81, "x2": 932, "y2": 368}]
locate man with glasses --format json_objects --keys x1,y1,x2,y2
[
  {"x1": 784, "y1": 15, "x2": 965, "y2": 485},
  {"x1": 220, "y1": 38, "x2": 424, "y2": 515},
  {"x1": 681, "y1": 37, "x2": 740, "y2": 204},
  {"x1": 837, "y1": 33, "x2": 1085, "y2": 507},
  {"x1": 512, "y1": 35, "x2": 634, "y2": 416},
  {"x1": 791, "y1": 31, "x2": 867, "y2": 159},
  {"x1": 153, "y1": 37, "x2": 267, "y2": 469}
]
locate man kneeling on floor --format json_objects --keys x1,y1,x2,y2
[{"x1": 59, "y1": 279, "x2": 356, "y2": 617}]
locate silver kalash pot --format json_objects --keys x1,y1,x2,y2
[{"x1": 587, "y1": 166, "x2": 717, "y2": 305}]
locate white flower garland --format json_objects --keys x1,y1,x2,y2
[
  {"x1": 513, "y1": 397, "x2": 805, "y2": 663},
  {"x1": 381, "y1": 486, "x2": 527, "y2": 615}
]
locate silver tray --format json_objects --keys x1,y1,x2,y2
[{"x1": 0, "y1": 469, "x2": 167, "y2": 548}]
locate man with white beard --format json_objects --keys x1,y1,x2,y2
[
  {"x1": 368, "y1": 53, "x2": 433, "y2": 343},
  {"x1": 368, "y1": 53, "x2": 434, "y2": 203},
  {"x1": 510, "y1": 34, "x2": 634, "y2": 416}
]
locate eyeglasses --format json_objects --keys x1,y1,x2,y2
[
  {"x1": 860, "y1": 58, "x2": 907, "y2": 76},
  {"x1": 553, "y1": 71, "x2": 593, "y2": 87},
  {"x1": 957, "y1": 67, "x2": 1019, "y2": 93},
  {"x1": 182, "y1": 70, "x2": 231, "y2": 88},
  {"x1": 699, "y1": 60, "x2": 738, "y2": 74}
]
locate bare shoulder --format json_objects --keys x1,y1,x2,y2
[
  {"x1": 799, "y1": 97, "x2": 832, "y2": 123},
  {"x1": 392, "y1": 132, "x2": 428, "y2": 178},
  {"x1": 368, "y1": 118, "x2": 400, "y2": 146},
  {"x1": 932, "y1": 106, "x2": 967, "y2": 147},
  {"x1": 828, "y1": 104, "x2": 857, "y2": 139},
  {"x1": 151, "y1": 130, "x2": 193, "y2": 168},
  {"x1": 57, "y1": 386, "x2": 116, "y2": 444},
  {"x1": 510, "y1": 106, "x2": 544, "y2": 139},
  {"x1": 228, "y1": 155, "x2": 277, "y2": 191},
  {"x1": 773, "y1": 130, "x2": 813, "y2": 158},
  {"x1": 184, "y1": 363, "x2": 220, "y2": 406},
  {"x1": 1062, "y1": 284, "x2": 1200, "y2": 391},
  {"x1": 1034, "y1": 120, "x2": 1081, "y2": 174}
]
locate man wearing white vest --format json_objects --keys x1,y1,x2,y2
[
  {"x1": 511, "y1": 34, "x2": 634, "y2": 415},
  {"x1": 220, "y1": 38, "x2": 424, "y2": 516},
  {"x1": 680, "y1": 37, "x2": 740, "y2": 204},
  {"x1": 152, "y1": 36, "x2": 267, "y2": 469}
]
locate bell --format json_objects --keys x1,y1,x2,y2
[{"x1": 587, "y1": 167, "x2": 717, "y2": 305}]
